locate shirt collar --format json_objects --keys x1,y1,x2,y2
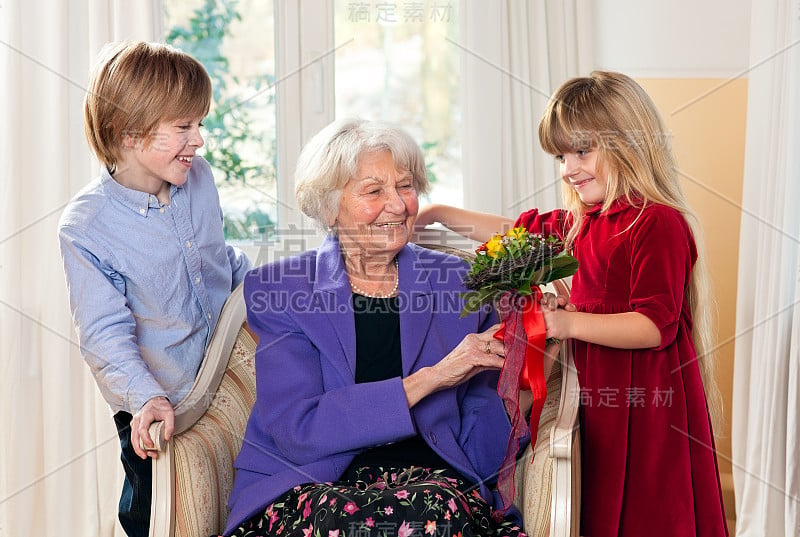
[{"x1": 100, "y1": 168, "x2": 178, "y2": 217}]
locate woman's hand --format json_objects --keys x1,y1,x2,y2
[
  {"x1": 402, "y1": 324, "x2": 506, "y2": 408},
  {"x1": 429, "y1": 324, "x2": 506, "y2": 389}
]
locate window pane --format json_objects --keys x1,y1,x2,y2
[
  {"x1": 334, "y1": 1, "x2": 463, "y2": 207},
  {"x1": 163, "y1": 0, "x2": 277, "y2": 242}
]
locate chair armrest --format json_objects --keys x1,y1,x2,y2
[
  {"x1": 147, "y1": 283, "x2": 252, "y2": 537},
  {"x1": 416, "y1": 242, "x2": 476, "y2": 261},
  {"x1": 550, "y1": 343, "x2": 579, "y2": 459},
  {"x1": 548, "y1": 342, "x2": 581, "y2": 537},
  {"x1": 146, "y1": 420, "x2": 167, "y2": 452},
  {"x1": 171, "y1": 284, "x2": 248, "y2": 434},
  {"x1": 144, "y1": 284, "x2": 248, "y2": 454}
]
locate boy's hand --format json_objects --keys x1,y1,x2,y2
[{"x1": 131, "y1": 396, "x2": 174, "y2": 459}]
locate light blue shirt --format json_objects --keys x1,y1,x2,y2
[{"x1": 58, "y1": 157, "x2": 251, "y2": 414}]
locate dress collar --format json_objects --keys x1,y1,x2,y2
[{"x1": 583, "y1": 197, "x2": 644, "y2": 217}]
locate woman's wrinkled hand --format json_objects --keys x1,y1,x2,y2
[
  {"x1": 403, "y1": 324, "x2": 506, "y2": 408},
  {"x1": 426, "y1": 324, "x2": 506, "y2": 391}
]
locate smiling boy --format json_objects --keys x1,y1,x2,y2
[{"x1": 58, "y1": 41, "x2": 251, "y2": 536}]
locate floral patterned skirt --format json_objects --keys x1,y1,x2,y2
[{"x1": 227, "y1": 465, "x2": 527, "y2": 537}]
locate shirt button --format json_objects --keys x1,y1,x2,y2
[
  {"x1": 195, "y1": 277, "x2": 201, "y2": 284},
  {"x1": 139, "y1": 208, "x2": 145, "y2": 215},
  {"x1": 207, "y1": 313, "x2": 212, "y2": 320},
  {"x1": 159, "y1": 208, "x2": 165, "y2": 214},
  {"x1": 186, "y1": 241, "x2": 192, "y2": 248}
]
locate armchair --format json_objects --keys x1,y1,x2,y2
[{"x1": 146, "y1": 245, "x2": 581, "y2": 537}]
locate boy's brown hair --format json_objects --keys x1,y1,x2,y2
[{"x1": 84, "y1": 41, "x2": 212, "y2": 171}]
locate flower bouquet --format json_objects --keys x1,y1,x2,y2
[
  {"x1": 461, "y1": 226, "x2": 578, "y2": 510},
  {"x1": 461, "y1": 227, "x2": 578, "y2": 318}
]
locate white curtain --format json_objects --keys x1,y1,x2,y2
[
  {"x1": 461, "y1": 0, "x2": 593, "y2": 217},
  {"x1": 732, "y1": 0, "x2": 800, "y2": 535},
  {"x1": 0, "y1": 1, "x2": 162, "y2": 535}
]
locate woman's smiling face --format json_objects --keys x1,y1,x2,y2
[{"x1": 334, "y1": 150, "x2": 419, "y2": 259}]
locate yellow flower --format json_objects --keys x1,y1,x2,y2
[
  {"x1": 485, "y1": 234, "x2": 505, "y2": 258},
  {"x1": 505, "y1": 226, "x2": 527, "y2": 241}
]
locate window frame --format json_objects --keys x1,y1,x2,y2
[
  {"x1": 274, "y1": 0, "x2": 335, "y2": 242},
  {"x1": 199, "y1": 0, "x2": 499, "y2": 252}
]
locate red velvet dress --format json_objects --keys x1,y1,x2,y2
[{"x1": 516, "y1": 200, "x2": 728, "y2": 537}]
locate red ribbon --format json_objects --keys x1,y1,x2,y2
[{"x1": 493, "y1": 288, "x2": 548, "y2": 511}]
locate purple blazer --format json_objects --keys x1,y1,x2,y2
[{"x1": 224, "y1": 236, "x2": 518, "y2": 532}]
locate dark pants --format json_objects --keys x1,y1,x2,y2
[{"x1": 114, "y1": 412, "x2": 152, "y2": 537}]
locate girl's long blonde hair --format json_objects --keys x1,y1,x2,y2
[{"x1": 538, "y1": 71, "x2": 722, "y2": 431}]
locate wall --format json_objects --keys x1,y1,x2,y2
[
  {"x1": 639, "y1": 78, "x2": 747, "y2": 530},
  {"x1": 592, "y1": 0, "x2": 751, "y2": 78},
  {"x1": 592, "y1": 0, "x2": 752, "y2": 530}
]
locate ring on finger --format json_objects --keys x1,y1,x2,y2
[{"x1": 484, "y1": 341, "x2": 491, "y2": 354}]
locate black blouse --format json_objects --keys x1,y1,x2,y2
[{"x1": 345, "y1": 295, "x2": 455, "y2": 472}]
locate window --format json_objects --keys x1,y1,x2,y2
[
  {"x1": 334, "y1": 1, "x2": 463, "y2": 206},
  {"x1": 164, "y1": 0, "x2": 465, "y2": 250},
  {"x1": 164, "y1": 0, "x2": 277, "y2": 243}
]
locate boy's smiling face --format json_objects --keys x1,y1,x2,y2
[{"x1": 113, "y1": 117, "x2": 205, "y2": 200}]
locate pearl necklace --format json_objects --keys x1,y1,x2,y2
[{"x1": 349, "y1": 258, "x2": 399, "y2": 298}]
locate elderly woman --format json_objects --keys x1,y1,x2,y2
[{"x1": 224, "y1": 119, "x2": 527, "y2": 537}]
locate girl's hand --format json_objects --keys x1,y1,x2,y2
[
  {"x1": 411, "y1": 204, "x2": 443, "y2": 242},
  {"x1": 414, "y1": 204, "x2": 440, "y2": 230},
  {"x1": 540, "y1": 300, "x2": 573, "y2": 341},
  {"x1": 541, "y1": 280, "x2": 576, "y2": 312},
  {"x1": 540, "y1": 279, "x2": 576, "y2": 341},
  {"x1": 411, "y1": 205, "x2": 514, "y2": 243}
]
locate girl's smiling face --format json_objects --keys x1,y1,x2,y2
[{"x1": 557, "y1": 149, "x2": 608, "y2": 206}]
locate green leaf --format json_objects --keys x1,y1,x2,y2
[
  {"x1": 531, "y1": 253, "x2": 579, "y2": 284},
  {"x1": 518, "y1": 279, "x2": 533, "y2": 295},
  {"x1": 460, "y1": 288, "x2": 497, "y2": 317}
]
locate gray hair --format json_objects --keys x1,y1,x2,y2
[{"x1": 295, "y1": 118, "x2": 430, "y2": 229}]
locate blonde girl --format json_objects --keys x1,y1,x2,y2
[{"x1": 416, "y1": 71, "x2": 728, "y2": 537}]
